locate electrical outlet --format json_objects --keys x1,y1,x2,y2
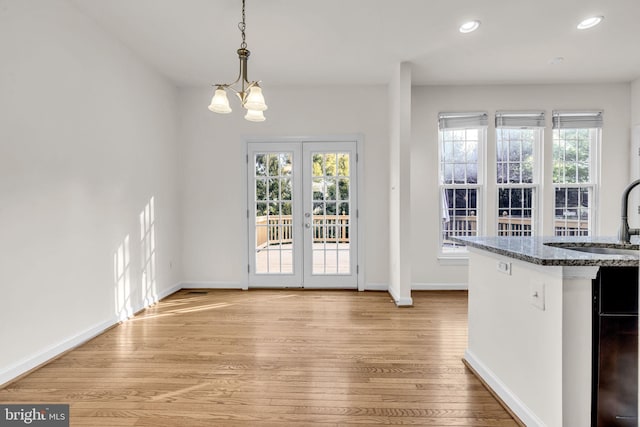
[
  {"x1": 497, "y1": 261, "x2": 511, "y2": 275},
  {"x1": 530, "y1": 280, "x2": 545, "y2": 311}
]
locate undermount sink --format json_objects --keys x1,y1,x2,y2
[{"x1": 562, "y1": 246, "x2": 639, "y2": 256}]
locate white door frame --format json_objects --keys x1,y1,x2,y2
[{"x1": 244, "y1": 135, "x2": 365, "y2": 290}]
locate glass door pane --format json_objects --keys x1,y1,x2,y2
[
  {"x1": 303, "y1": 142, "x2": 357, "y2": 289},
  {"x1": 254, "y1": 153, "x2": 294, "y2": 274},
  {"x1": 248, "y1": 143, "x2": 302, "y2": 287},
  {"x1": 311, "y1": 152, "x2": 351, "y2": 275}
]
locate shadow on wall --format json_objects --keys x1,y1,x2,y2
[{"x1": 113, "y1": 196, "x2": 158, "y2": 322}]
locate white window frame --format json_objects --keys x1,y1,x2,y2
[
  {"x1": 551, "y1": 112, "x2": 601, "y2": 237},
  {"x1": 438, "y1": 113, "x2": 487, "y2": 256},
  {"x1": 495, "y1": 114, "x2": 543, "y2": 237}
]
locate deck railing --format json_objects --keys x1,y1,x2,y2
[
  {"x1": 256, "y1": 215, "x2": 350, "y2": 247},
  {"x1": 442, "y1": 216, "x2": 589, "y2": 245},
  {"x1": 257, "y1": 215, "x2": 589, "y2": 248}
]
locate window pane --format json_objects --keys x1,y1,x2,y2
[
  {"x1": 443, "y1": 164, "x2": 454, "y2": 184},
  {"x1": 325, "y1": 153, "x2": 337, "y2": 176},
  {"x1": 466, "y1": 140, "x2": 478, "y2": 162},
  {"x1": 267, "y1": 154, "x2": 279, "y2": 176},
  {"x1": 256, "y1": 179, "x2": 267, "y2": 201},
  {"x1": 325, "y1": 178, "x2": 336, "y2": 200},
  {"x1": 313, "y1": 178, "x2": 324, "y2": 200},
  {"x1": 453, "y1": 141, "x2": 466, "y2": 162},
  {"x1": 440, "y1": 128, "x2": 481, "y2": 186},
  {"x1": 337, "y1": 153, "x2": 350, "y2": 176},
  {"x1": 281, "y1": 178, "x2": 292, "y2": 200},
  {"x1": 577, "y1": 163, "x2": 590, "y2": 183},
  {"x1": 508, "y1": 163, "x2": 521, "y2": 183},
  {"x1": 337, "y1": 202, "x2": 349, "y2": 216},
  {"x1": 442, "y1": 188, "x2": 478, "y2": 251},
  {"x1": 268, "y1": 178, "x2": 280, "y2": 201},
  {"x1": 269, "y1": 202, "x2": 280, "y2": 217},
  {"x1": 312, "y1": 154, "x2": 323, "y2": 176},
  {"x1": 338, "y1": 178, "x2": 350, "y2": 200},
  {"x1": 496, "y1": 128, "x2": 537, "y2": 185},
  {"x1": 255, "y1": 154, "x2": 267, "y2": 176},
  {"x1": 497, "y1": 162, "x2": 507, "y2": 184},
  {"x1": 326, "y1": 202, "x2": 337, "y2": 215},
  {"x1": 280, "y1": 153, "x2": 292, "y2": 176},
  {"x1": 454, "y1": 164, "x2": 466, "y2": 184},
  {"x1": 553, "y1": 128, "x2": 595, "y2": 185},
  {"x1": 466, "y1": 129, "x2": 479, "y2": 141},
  {"x1": 554, "y1": 187, "x2": 591, "y2": 236},
  {"x1": 497, "y1": 188, "x2": 534, "y2": 236},
  {"x1": 466, "y1": 164, "x2": 478, "y2": 184}
]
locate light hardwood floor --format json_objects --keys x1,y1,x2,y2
[{"x1": 0, "y1": 290, "x2": 518, "y2": 426}]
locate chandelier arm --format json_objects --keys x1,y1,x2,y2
[{"x1": 213, "y1": 55, "x2": 244, "y2": 90}]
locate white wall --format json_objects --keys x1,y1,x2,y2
[
  {"x1": 412, "y1": 84, "x2": 631, "y2": 285},
  {"x1": 178, "y1": 85, "x2": 389, "y2": 288},
  {"x1": 632, "y1": 77, "x2": 640, "y2": 126},
  {"x1": 0, "y1": 0, "x2": 181, "y2": 383}
]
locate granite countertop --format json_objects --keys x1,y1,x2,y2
[{"x1": 451, "y1": 236, "x2": 639, "y2": 267}]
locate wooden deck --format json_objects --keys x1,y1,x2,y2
[
  {"x1": 256, "y1": 243, "x2": 351, "y2": 274},
  {"x1": 0, "y1": 290, "x2": 518, "y2": 426}
]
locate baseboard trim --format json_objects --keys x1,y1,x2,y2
[
  {"x1": 181, "y1": 281, "x2": 246, "y2": 290},
  {"x1": 412, "y1": 282, "x2": 468, "y2": 290},
  {"x1": 463, "y1": 350, "x2": 542, "y2": 427},
  {"x1": 364, "y1": 282, "x2": 388, "y2": 291},
  {"x1": 0, "y1": 282, "x2": 183, "y2": 388},
  {"x1": 0, "y1": 317, "x2": 117, "y2": 388},
  {"x1": 158, "y1": 283, "x2": 183, "y2": 300},
  {"x1": 388, "y1": 285, "x2": 413, "y2": 307}
]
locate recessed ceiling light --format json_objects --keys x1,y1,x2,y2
[
  {"x1": 577, "y1": 16, "x2": 603, "y2": 30},
  {"x1": 459, "y1": 20, "x2": 480, "y2": 33}
]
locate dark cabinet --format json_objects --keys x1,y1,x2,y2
[{"x1": 592, "y1": 267, "x2": 638, "y2": 427}]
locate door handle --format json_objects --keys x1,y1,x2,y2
[
  {"x1": 305, "y1": 223, "x2": 311, "y2": 229},
  {"x1": 304, "y1": 212, "x2": 311, "y2": 218}
]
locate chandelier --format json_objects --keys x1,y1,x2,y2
[{"x1": 208, "y1": 0, "x2": 268, "y2": 122}]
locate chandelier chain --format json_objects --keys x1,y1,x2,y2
[{"x1": 238, "y1": 0, "x2": 247, "y2": 49}]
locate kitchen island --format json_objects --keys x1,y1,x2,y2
[{"x1": 453, "y1": 236, "x2": 638, "y2": 427}]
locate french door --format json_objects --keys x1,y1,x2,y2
[{"x1": 247, "y1": 140, "x2": 358, "y2": 288}]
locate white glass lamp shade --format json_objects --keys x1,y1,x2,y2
[
  {"x1": 243, "y1": 85, "x2": 268, "y2": 111},
  {"x1": 208, "y1": 88, "x2": 232, "y2": 114},
  {"x1": 245, "y1": 108, "x2": 266, "y2": 122},
  {"x1": 577, "y1": 16, "x2": 603, "y2": 30}
]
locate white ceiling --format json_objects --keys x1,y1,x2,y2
[{"x1": 70, "y1": 0, "x2": 640, "y2": 87}]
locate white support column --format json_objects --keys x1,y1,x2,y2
[
  {"x1": 388, "y1": 62, "x2": 412, "y2": 306},
  {"x1": 541, "y1": 110, "x2": 555, "y2": 236}
]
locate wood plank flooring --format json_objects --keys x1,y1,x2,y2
[{"x1": 0, "y1": 290, "x2": 518, "y2": 426}]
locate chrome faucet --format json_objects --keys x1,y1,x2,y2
[{"x1": 618, "y1": 179, "x2": 640, "y2": 244}]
